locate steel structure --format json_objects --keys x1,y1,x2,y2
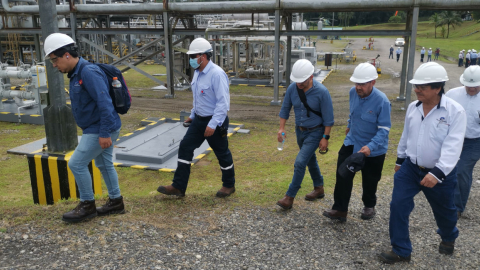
[{"x1": 1, "y1": 0, "x2": 480, "y2": 106}]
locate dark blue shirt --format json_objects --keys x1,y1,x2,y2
[
  {"x1": 279, "y1": 80, "x2": 334, "y2": 128},
  {"x1": 68, "y1": 58, "x2": 121, "y2": 138}
]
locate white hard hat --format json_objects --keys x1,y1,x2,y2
[
  {"x1": 186, "y1": 38, "x2": 212, "y2": 54},
  {"x1": 468, "y1": 50, "x2": 471, "y2": 52},
  {"x1": 290, "y1": 59, "x2": 314, "y2": 83},
  {"x1": 350, "y1": 62, "x2": 378, "y2": 83},
  {"x1": 398, "y1": 47, "x2": 401, "y2": 49},
  {"x1": 44, "y1": 33, "x2": 75, "y2": 58},
  {"x1": 460, "y1": 66, "x2": 480, "y2": 87},
  {"x1": 391, "y1": 45, "x2": 393, "y2": 47},
  {"x1": 429, "y1": 48, "x2": 432, "y2": 49},
  {"x1": 422, "y1": 47, "x2": 425, "y2": 49},
  {"x1": 409, "y1": 62, "x2": 449, "y2": 85},
  {"x1": 473, "y1": 49, "x2": 477, "y2": 53}
]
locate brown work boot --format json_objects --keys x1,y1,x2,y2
[
  {"x1": 216, "y1": 186, "x2": 236, "y2": 198},
  {"x1": 276, "y1": 195, "x2": 294, "y2": 210},
  {"x1": 361, "y1": 207, "x2": 376, "y2": 220},
  {"x1": 322, "y1": 209, "x2": 347, "y2": 222},
  {"x1": 378, "y1": 250, "x2": 411, "y2": 264},
  {"x1": 439, "y1": 241, "x2": 455, "y2": 255},
  {"x1": 157, "y1": 185, "x2": 185, "y2": 197},
  {"x1": 305, "y1": 186, "x2": 325, "y2": 201},
  {"x1": 62, "y1": 200, "x2": 97, "y2": 223},
  {"x1": 96, "y1": 196, "x2": 125, "y2": 216}
]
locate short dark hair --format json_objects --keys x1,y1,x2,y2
[
  {"x1": 427, "y1": 81, "x2": 445, "y2": 96},
  {"x1": 204, "y1": 52, "x2": 212, "y2": 60},
  {"x1": 52, "y1": 44, "x2": 79, "y2": 58}
]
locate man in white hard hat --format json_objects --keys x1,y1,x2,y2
[
  {"x1": 276, "y1": 59, "x2": 334, "y2": 209},
  {"x1": 157, "y1": 37, "x2": 236, "y2": 198},
  {"x1": 445, "y1": 66, "x2": 480, "y2": 217},
  {"x1": 379, "y1": 62, "x2": 466, "y2": 264},
  {"x1": 44, "y1": 33, "x2": 124, "y2": 223},
  {"x1": 420, "y1": 47, "x2": 425, "y2": 62},
  {"x1": 427, "y1": 48, "x2": 433, "y2": 62},
  {"x1": 389, "y1": 45, "x2": 394, "y2": 59},
  {"x1": 396, "y1": 47, "x2": 402, "y2": 62},
  {"x1": 323, "y1": 62, "x2": 391, "y2": 222},
  {"x1": 466, "y1": 50, "x2": 471, "y2": 68},
  {"x1": 471, "y1": 49, "x2": 478, "y2": 65}
]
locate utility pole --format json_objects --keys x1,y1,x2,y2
[{"x1": 39, "y1": 0, "x2": 78, "y2": 153}]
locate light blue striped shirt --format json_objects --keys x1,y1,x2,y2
[{"x1": 189, "y1": 61, "x2": 230, "y2": 129}]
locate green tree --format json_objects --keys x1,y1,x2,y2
[
  {"x1": 337, "y1": 12, "x2": 354, "y2": 27},
  {"x1": 429, "y1": 13, "x2": 442, "y2": 39},
  {"x1": 440, "y1": 11, "x2": 463, "y2": 38},
  {"x1": 472, "y1": 11, "x2": 480, "y2": 22},
  {"x1": 388, "y1": 15, "x2": 402, "y2": 23}
]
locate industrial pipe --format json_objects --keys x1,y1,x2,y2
[
  {"x1": 2, "y1": 0, "x2": 479, "y2": 15},
  {"x1": 0, "y1": 89, "x2": 35, "y2": 99},
  {"x1": 0, "y1": 68, "x2": 32, "y2": 79}
]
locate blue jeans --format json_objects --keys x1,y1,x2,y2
[
  {"x1": 69, "y1": 129, "x2": 121, "y2": 201},
  {"x1": 285, "y1": 126, "x2": 324, "y2": 198},
  {"x1": 389, "y1": 159, "x2": 458, "y2": 257},
  {"x1": 454, "y1": 138, "x2": 480, "y2": 213}
]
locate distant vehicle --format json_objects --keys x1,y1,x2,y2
[{"x1": 395, "y1": 38, "x2": 405, "y2": 47}]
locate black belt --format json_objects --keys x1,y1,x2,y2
[
  {"x1": 195, "y1": 114, "x2": 212, "y2": 121},
  {"x1": 465, "y1": 137, "x2": 480, "y2": 141},
  {"x1": 416, "y1": 163, "x2": 432, "y2": 173},
  {"x1": 297, "y1": 124, "x2": 323, "y2": 131}
]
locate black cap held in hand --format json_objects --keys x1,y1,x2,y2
[{"x1": 338, "y1": 153, "x2": 366, "y2": 179}]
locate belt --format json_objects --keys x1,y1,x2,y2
[
  {"x1": 297, "y1": 124, "x2": 323, "y2": 131},
  {"x1": 195, "y1": 114, "x2": 212, "y2": 121},
  {"x1": 416, "y1": 163, "x2": 432, "y2": 173},
  {"x1": 465, "y1": 137, "x2": 480, "y2": 141}
]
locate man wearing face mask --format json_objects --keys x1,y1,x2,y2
[
  {"x1": 157, "y1": 37, "x2": 235, "y2": 198},
  {"x1": 276, "y1": 59, "x2": 334, "y2": 210},
  {"x1": 323, "y1": 63, "x2": 391, "y2": 222}
]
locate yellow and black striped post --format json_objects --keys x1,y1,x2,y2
[{"x1": 26, "y1": 153, "x2": 102, "y2": 205}]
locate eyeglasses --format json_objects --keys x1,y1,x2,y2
[
  {"x1": 355, "y1": 82, "x2": 370, "y2": 87},
  {"x1": 414, "y1": 85, "x2": 430, "y2": 91},
  {"x1": 49, "y1": 56, "x2": 61, "y2": 64},
  {"x1": 189, "y1": 54, "x2": 201, "y2": 59}
]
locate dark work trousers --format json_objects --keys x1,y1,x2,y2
[
  {"x1": 459, "y1": 58, "x2": 463, "y2": 67},
  {"x1": 396, "y1": 53, "x2": 400, "y2": 62},
  {"x1": 420, "y1": 54, "x2": 424, "y2": 62},
  {"x1": 389, "y1": 52, "x2": 393, "y2": 59},
  {"x1": 465, "y1": 59, "x2": 470, "y2": 68},
  {"x1": 332, "y1": 144, "x2": 386, "y2": 212},
  {"x1": 172, "y1": 116, "x2": 235, "y2": 192}
]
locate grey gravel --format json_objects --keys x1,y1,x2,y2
[{"x1": 1, "y1": 165, "x2": 479, "y2": 270}]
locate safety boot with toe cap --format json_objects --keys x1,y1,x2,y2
[
  {"x1": 62, "y1": 200, "x2": 97, "y2": 223},
  {"x1": 276, "y1": 195, "x2": 294, "y2": 210},
  {"x1": 97, "y1": 196, "x2": 125, "y2": 216},
  {"x1": 305, "y1": 186, "x2": 325, "y2": 201}
]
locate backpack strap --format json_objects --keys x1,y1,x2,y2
[
  {"x1": 296, "y1": 86, "x2": 322, "y2": 118},
  {"x1": 76, "y1": 61, "x2": 93, "y2": 89}
]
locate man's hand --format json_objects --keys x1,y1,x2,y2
[
  {"x1": 345, "y1": 127, "x2": 350, "y2": 135},
  {"x1": 319, "y1": 138, "x2": 328, "y2": 152},
  {"x1": 420, "y1": 173, "x2": 438, "y2": 188},
  {"x1": 184, "y1": 117, "x2": 192, "y2": 123},
  {"x1": 358, "y1": 145, "x2": 371, "y2": 157},
  {"x1": 394, "y1": 165, "x2": 401, "y2": 172},
  {"x1": 277, "y1": 129, "x2": 286, "y2": 142},
  {"x1": 204, "y1": 126, "x2": 215, "y2": 137},
  {"x1": 99, "y1": 137, "x2": 112, "y2": 149}
]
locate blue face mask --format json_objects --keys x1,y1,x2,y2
[{"x1": 189, "y1": 57, "x2": 201, "y2": 69}]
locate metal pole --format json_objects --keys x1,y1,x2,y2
[
  {"x1": 397, "y1": 10, "x2": 412, "y2": 101},
  {"x1": 285, "y1": 13, "x2": 292, "y2": 87},
  {"x1": 32, "y1": 15, "x2": 42, "y2": 62},
  {"x1": 405, "y1": 6, "x2": 419, "y2": 108},
  {"x1": 39, "y1": 0, "x2": 78, "y2": 153},
  {"x1": 163, "y1": 11, "x2": 174, "y2": 98},
  {"x1": 271, "y1": 8, "x2": 281, "y2": 106}
]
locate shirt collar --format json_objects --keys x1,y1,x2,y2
[
  {"x1": 67, "y1": 57, "x2": 86, "y2": 79},
  {"x1": 200, "y1": 60, "x2": 213, "y2": 74},
  {"x1": 415, "y1": 94, "x2": 444, "y2": 109}
]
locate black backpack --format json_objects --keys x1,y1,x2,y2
[{"x1": 78, "y1": 62, "x2": 131, "y2": 114}]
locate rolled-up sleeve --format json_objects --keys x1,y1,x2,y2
[{"x1": 320, "y1": 89, "x2": 334, "y2": 126}]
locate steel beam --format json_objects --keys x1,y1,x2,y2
[
  {"x1": 163, "y1": 11, "x2": 175, "y2": 98},
  {"x1": 80, "y1": 36, "x2": 164, "y2": 85},
  {"x1": 271, "y1": 8, "x2": 281, "y2": 106},
  {"x1": 285, "y1": 13, "x2": 292, "y2": 87},
  {"x1": 398, "y1": 10, "x2": 412, "y2": 102},
  {"x1": 405, "y1": 7, "x2": 419, "y2": 108}
]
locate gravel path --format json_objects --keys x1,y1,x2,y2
[{"x1": 1, "y1": 164, "x2": 479, "y2": 270}]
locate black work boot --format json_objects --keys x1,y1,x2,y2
[
  {"x1": 96, "y1": 196, "x2": 126, "y2": 216},
  {"x1": 439, "y1": 241, "x2": 455, "y2": 255},
  {"x1": 62, "y1": 200, "x2": 97, "y2": 223}
]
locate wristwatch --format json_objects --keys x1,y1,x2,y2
[{"x1": 323, "y1": 134, "x2": 330, "y2": 140}]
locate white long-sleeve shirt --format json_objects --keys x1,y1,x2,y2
[
  {"x1": 446, "y1": 86, "x2": 480, "y2": 139},
  {"x1": 396, "y1": 95, "x2": 466, "y2": 183}
]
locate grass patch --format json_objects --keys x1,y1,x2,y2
[{"x1": 1, "y1": 69, "x2": 405, "y2": 227}]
